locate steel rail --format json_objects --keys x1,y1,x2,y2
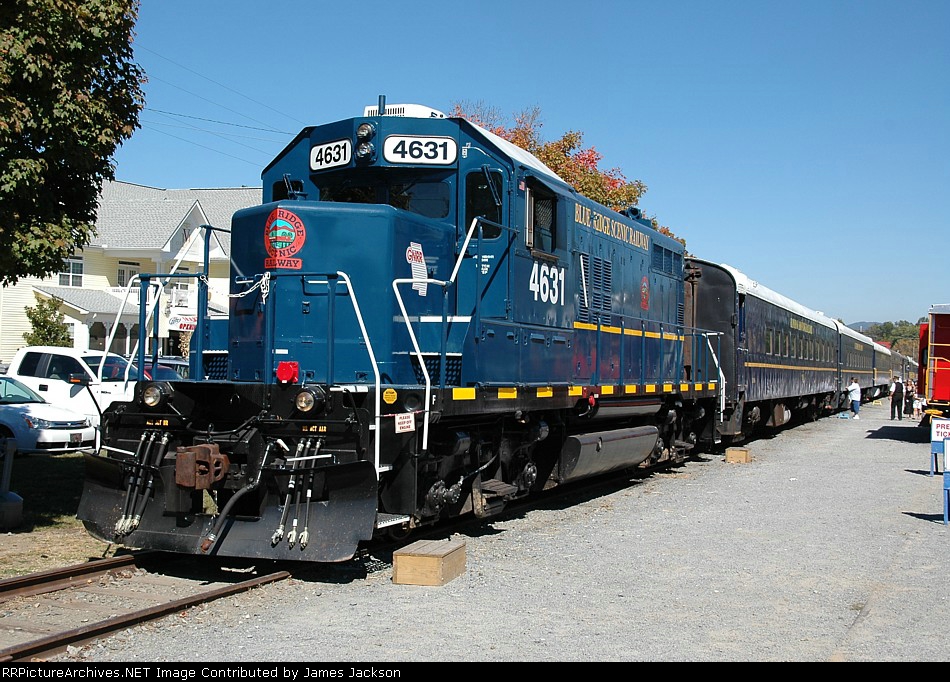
[
  {"x1": 0, "y1": 569, "x2": 290, "y2": 662},
  {"x1": 0, "y1": 553, "x2": 143, "y2": 601}
]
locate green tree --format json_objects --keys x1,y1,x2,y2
[
  {"x1": 451, "y1": 102, "x2": 687, "y2": 243},
  {"x1": 23, "y1": 296, "x2": 71, "y2": 346},
  {"x1": 0, "y1": 0, "x2": 145, "y2": 285}
]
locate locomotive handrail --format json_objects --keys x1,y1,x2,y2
[
  {"x1": 295, "y1": 270, "x2": 384, "y2": 475},
  {"x1": 392, "y1": 276, "x2": 454, "y2": 457},
  {"x1": 334, "y1": 271, "x2": 382, "y2": 473},
  {"x1": 705, "y1": 332, "x2": 726, "y2": 414},
  {"x1": 108, "y1": 224, "x2": 223, "y2": 383},
  {"x1": 452, "y1": 216, "x2": 515, "y2": 343}
]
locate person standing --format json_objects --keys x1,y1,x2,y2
[
  {"x1": 847, "y1": 377, "x2": 861, "y2": 419},
  {"x1": 889, "y1": 376, "x2": 904, "y2": 420},
  {"x1": 904, "y1": 380, "x2": 915, "y2": 417}
]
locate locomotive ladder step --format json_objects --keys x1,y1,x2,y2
[
  {"x1": 375, "y1": 512, "x2": 412, "y2": 529},
  {"x1": 479, "y1": 479, "x2": 519, "y2": 498}
]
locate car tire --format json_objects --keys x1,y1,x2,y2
[{"x1": 0, "y1": 426, "x2": 20, "y2": 458}]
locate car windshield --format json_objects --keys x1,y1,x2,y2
[
  {"x1": 83, "y1": 354, "x2": 143, "y2": 381},
  {"x1": 147, "y1": 365, "x2": 184, "y2": 380},
  {"x1": 0, "y1": 376, "x2": 45, "y2": 404}
]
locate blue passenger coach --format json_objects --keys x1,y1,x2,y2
[{"x1": 688, "y1": 259, "x2": 852, "y2": 441}]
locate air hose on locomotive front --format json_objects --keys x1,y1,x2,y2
[{"x1": 200, "y1": 438, "x2": 288, "y2": 553}]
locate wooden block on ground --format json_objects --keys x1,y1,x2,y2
[
  {"x1": 392, "y1": 537, "x2": 466, "y2": 586},
  {"x1": 725, "y1": 447, "x2": 751, "y2": 463}
]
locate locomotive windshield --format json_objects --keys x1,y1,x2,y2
[{"x1": 316, "y1": 170, "x2": 451, "y2": 220}]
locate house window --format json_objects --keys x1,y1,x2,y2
[
  {"x1": 118, "y1": 261, "x2": 140, "y2": 288},
  {"x1": 58, "y1": 256, "x2": 83, "y2": 287},
  {"x1": 169, "y1": 267, "x2": 191, "y2": 291}
]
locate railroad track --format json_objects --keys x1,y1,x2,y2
[
  {"x1": 0, "y1": 553, "x2": 290, "y2": 662},
  {"x1": 0, "y1": 456, "x2": 707, "y2": 662}
]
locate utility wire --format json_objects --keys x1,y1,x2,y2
[
  {"x1": 145, "y1": 108, "x2": 293, "y2": 135},
  {"x1": 141, "y1": 117, "x2": 281, "y2": 153},
  {"x1": 136, "y1": 43, "x2": 308, "y2": 128},
  {"x1": 144, "y1": 126, "x2": 266, "y2": 168},
  {"x1": 145, "y1": 73, "x2": 288, "y2": 133}
]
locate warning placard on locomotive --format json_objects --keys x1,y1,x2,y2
[{"x1": 395, "y1": 413, "x2": 415, "y2": 433}]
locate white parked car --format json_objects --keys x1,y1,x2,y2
[
  {"x1": 4, "y1": 346, "x2": 140, "y2": 427},
  {"x1": 0, "y1": 375, "x2": 97, "y2": 455}
]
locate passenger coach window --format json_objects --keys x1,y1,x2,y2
[{"x1": 465, "y1": 170, "x2": 502, "y2": 239}]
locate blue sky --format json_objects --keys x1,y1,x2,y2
[{"x1": 114, "y1": 0, "x2": 949, "y2": 326}]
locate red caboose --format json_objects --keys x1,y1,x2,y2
[{"x1": 923, "y1": 304, "x2": 950, "y2": 419}]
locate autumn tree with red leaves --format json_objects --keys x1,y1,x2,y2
[{"x1": 451, "y1": 102, "x2": 683, "y2": 245}]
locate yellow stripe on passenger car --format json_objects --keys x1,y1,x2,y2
[
  {"x1": 498, "y1": 387, "x2": 518, "y2": 399},
  {"x1": 625, "y1": 385, "x2": 637, "y2": 394},
  {"x1": 536, "y1": 387, "x2": 553, "y2": 398},
  {"x1": 646, "y1": 384, "x2": 657, "y2": 393},
  {"x1": 569, "y1": 386, "x2": 583, "y2": 396}
]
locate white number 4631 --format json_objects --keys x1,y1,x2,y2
[{"x1": 529, "y1": 262, "x2": 565, "y2": 305}]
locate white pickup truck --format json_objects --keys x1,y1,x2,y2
[{"x1": 4, "y1": 346, "x2": 139, "y2": 427}]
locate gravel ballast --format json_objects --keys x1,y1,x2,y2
[{"x1": 52, "y1": 401, "x2": 949, "y2": 662}]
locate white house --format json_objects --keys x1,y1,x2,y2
[{"x1": 0, "y1": 180, "x2": 260, "y2": 364}]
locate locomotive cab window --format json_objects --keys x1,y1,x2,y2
[
  {"x1": 465, "y1": 169, "x2": 503, "y2": 239},
  {"x1": 317, "y1": 171, "x2": 451, "y2": 219},
  {"x1": 525, "y1": 182, "x2": 557, "y2": 253}
]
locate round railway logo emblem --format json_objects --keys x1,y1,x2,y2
[{"x1": 264, "y1": 208, "x2": 306, "y2": 259}]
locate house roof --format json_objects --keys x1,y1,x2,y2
[
  {"x1": 34, "y1": 284, "x2": 228, "y2": 320},
  {"x1": 94, "y1": 181, "x2": 262, "y2": 254},
  {"x1": 34, "y1": 285, "x2": 140, "y2": 316}
]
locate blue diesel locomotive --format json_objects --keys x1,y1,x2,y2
[{"x1": 78, "y1": 100, "x2": 723, "y2": 562}]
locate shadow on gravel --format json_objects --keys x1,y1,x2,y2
[
  {"x1": 864, "y1": 424, "x2": 931, "y2": 444},
  {"x1": 907, "y1": 468, "x2": 944, "y2": 477},
  {"x1": 902, "y1": 511, "x2": 948, "y2": 525}
]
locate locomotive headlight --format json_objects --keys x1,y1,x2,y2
[
  {"x1": 294, "y1": 385, "x2": 328, "y2": 413},
  {"x1": 356, "y1": 141, "x2": 375, "y2": 159},
  {"x1": 142, "y1": 383, "x2": 169, "y2": 408},
  {"x1": 356, "y1": 122, "x2": 376, "y2": 140}
]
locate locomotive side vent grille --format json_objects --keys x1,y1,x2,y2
[
  {"x1": 578, "y1": 254, "x2": 612, "y2": 324},
  {"x1": 411, "y1": 354, "x2": 462, "y2": 385},
  {"x1": 652, "y1": 245, "x2": 682, "y2": 276},
  {"x1": 203, "y1": 351, "x2": 228, "y2": 380}
]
